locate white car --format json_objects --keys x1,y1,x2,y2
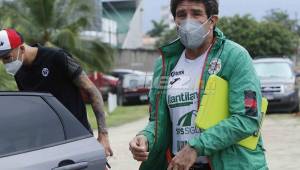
[{"x1": 253, "y1": 58, "x2": 299, "y2": 113}]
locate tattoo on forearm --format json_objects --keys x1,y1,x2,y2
[{"x1": 74, "y1": 72, "x2": 108, "y2": 133}]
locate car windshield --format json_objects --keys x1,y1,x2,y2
[
  {"x1": 254, "y1": 62, "x2": 293, "y2": 78},
  {"x1": 123, "y1": 73, "x2": 153, "y2": 88}
]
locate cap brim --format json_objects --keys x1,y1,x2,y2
[{"x1": 0, "y1": 49, "x2": 11, "y2": 58}]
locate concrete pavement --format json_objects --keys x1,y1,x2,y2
[{"x1": 100, "y1": 114, "x2": 300, "y2": 170}]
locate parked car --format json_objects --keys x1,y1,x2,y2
[
  {"x1": 0, "y1": 92, "x2": 106, "y2": 170},
  {"x1": 88, "y1": 72, "x2": 119, "y2": 99},
  {"x1": 110, "y1": 69, "x2": 146, "y2": 79},
  {"x1": 116, "y1": 72, "x2": 153, "y2": 105},
  {"x1": 253, "y1": 58, "x2": 299, "y2": 113},
  {"x1": 81, "y1": 72, "x2": 119, "y2": 103}
]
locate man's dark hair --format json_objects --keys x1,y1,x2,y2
[{"x1": 170, "y1": 0, "x2": 219, "y2": 18}]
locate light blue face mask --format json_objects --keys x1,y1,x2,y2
[
  {"x1": 177, "y1": 18, "x2": 211, "y2": 49},
  {"x1": 5, "y1": 48, "x2": 23, "y2": 76}
]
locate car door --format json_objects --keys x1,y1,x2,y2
[{"x1": 0, "y1": 93, "x2": 105, "y2": 170}]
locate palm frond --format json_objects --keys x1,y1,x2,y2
[
  {"x1": 52, "y1": 28, "x2": 77, "y2": 49},
  {"x1": 0, "y1": 0, "x2": 114, "y2": 72},
  {"x1": 72, "y1": 40, "x2": 114, "y2": 72}
]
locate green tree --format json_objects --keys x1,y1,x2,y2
[
  {"x1": 147, "y1": 19, "x2": 169, "y2": 37},
  {"x1": 0, "y1": 0, "x2": 114, "y2": 72},
  {"x1": 255, "y1": 21, "x2": 298, "y2": 57},
  {"x1": 155, "y1": 28, "x2": 178, "y2": 48},
  {"x1": 0, "y1": 65, "x2": 17, "y2": 91},
  {"x1": 218, "y1": 14, "x2": 297, "y2": 57},
  {"x1": 263, "y1": 9, "x2": 300, "y2": 54},
  {"x1": 264, "y1": 9, "x2": 299, "y2": 34}
]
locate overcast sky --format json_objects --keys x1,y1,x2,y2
[{"x1": 143, "y1": 0, "x2": 300, "y2": 33}]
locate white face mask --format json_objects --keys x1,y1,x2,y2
[
  {"x1": 177, "y1": 18, "x2": 211, "y2": 49},
  {"x1": 5, "y1": 48, "x2": 23, "y2": 76}
]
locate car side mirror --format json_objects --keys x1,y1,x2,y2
[{"x1": 296, "y1": 72, "x2": 300, "y2": 78}]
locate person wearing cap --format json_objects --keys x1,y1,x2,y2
[
  {"x1": 129, "y1": 0, "x2": 268, "y2": 170},
  {"x1": 0, "y1": 28, "x2": 113, "y2": 157}
]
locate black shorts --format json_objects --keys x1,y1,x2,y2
[{"x1": 189, "y1": 163, "x2": 210, "y2": 170}]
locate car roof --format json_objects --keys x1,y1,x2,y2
[
  {"x1": 253, "y1": 57, "x2": 293, "y2": 65},
  {"x1": 112, "y1": 69, "x2": 146, "y2": 75},
  {"x1": 0, "y1": 92, "x2": 53, "y2": 97}
]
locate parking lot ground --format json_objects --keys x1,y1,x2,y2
[
  {"x1": 262, "y1": 113, "x2": 300, "y2": 170},
  {"x1": 98, "y1": 114, "x2": 300, "y2": 170}
]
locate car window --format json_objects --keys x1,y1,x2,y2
[
  {"x1": 145, "y1": 73, "x2": 153, "y2": 87},
  {"x1": 125, "y1": 75, "x2": 142, "y2": 88},
  {"x1": 123, "y1": 75, "x2": 140, "y2": 88},
  {"x1": 123, "y1": 74, "x2": 153, "y2": 88},
  {"x1": 0, "y1": 96, "x2": 64, "y2": 156},
  {"x1": 45, "y1": 96, "x2": 92, "y2": 140},
  {"x1": 129, "y1": 79, "x2": 139, "y2": 88},
  {"x1": 254, "y1": 62, "x2": 293, "y2": 78}
]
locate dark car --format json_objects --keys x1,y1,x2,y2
[
  {"x1": 116, "y1": 73, "x2": 153, "y2": 105},
  {"x1": 0, "y1": 92, "x2": 106, "y2": 169},
  {"x1": 253, "y1": 58, "x2": 299, "y2": 113}
]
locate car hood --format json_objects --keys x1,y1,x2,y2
[{"x1": 259, "y1": 77, "x2": 295, "y2": 85}]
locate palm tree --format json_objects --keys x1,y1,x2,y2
[
  {"x1": 147, "y1": 19, "x2": 169, "y2": 37},
  {"x1": 155, "y1": 28, "x2": 178, "y2": 48},
  {"x1": 0, "y1": 0, "x2": 114, "y2": 72}
]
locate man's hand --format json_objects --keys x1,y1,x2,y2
[
  {"x1": 167, "y1": 145, "x2": 197, "y2": 170},
  {"x1": 129, "y1": 135, "x2": 149, "y2": 161},
  {"x1": 98, "y1": 132, "x2": 113, "y2": 157}
]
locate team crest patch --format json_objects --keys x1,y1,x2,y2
[
  {"x1": 42, "y1": 68, "x2": 49, "y2": 77},
  {"x1": 244, "y1": 90, "x2": 257, "y2": 117},
  {"x1": 208, "y1": 58, "x2": 222, "y2": 75}
]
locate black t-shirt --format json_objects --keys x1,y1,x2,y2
[{"x1": 15, "y1": 44, "x2": 91, "y2": 132}]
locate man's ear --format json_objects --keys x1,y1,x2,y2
[
  {"x1": 20, "y1": 45, "x2": 25, "y2": 50},
  {"x1": 210, "y1": 15, "x2": 219, "y2": 23},
  {"x1": 19, "y1": 45, "x2": 25, "y2": 53},
  {"x1": 209, "y1": 15, "x2": 219, "y2": 28}
]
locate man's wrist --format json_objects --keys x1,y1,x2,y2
[
  {"x1": 136, "y1": 135, "x2": 149, "y2": 151},
  {"x1": 187, "y1": 144, "x2": 197, "y2": 155},
  {"x1": 98, "y1": 128, "x2": 108, "y2": 135},
  {"x1": 187, "y1": 140, "x2": 200, "y2": 156}
]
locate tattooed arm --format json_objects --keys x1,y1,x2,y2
[{"x1": 74, "y1": 71, "x2": 113, "y2": 156}]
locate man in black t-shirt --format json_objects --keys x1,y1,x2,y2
[{"x1": 0, "y1": 28, "x2": 113, "y2": 157}]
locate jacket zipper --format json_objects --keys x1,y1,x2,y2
[
  {"x1": 196, "y1": 39, "x2": 216, "y2": 170},
  {"x1": 154, "y1": 49, "x2": 166, "y2": 143},
  {"x1": 197, "y1": 39, "x2": 216, "y2": 110}
]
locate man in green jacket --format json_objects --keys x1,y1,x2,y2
[{"x1": 129, "y1": 0, "x2": 268, "y2": 169}]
